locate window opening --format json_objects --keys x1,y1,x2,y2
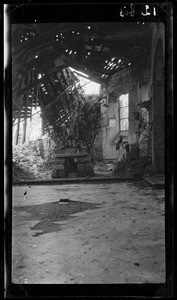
[{"x1": 119, "y1": 94, "x2": 129, "y2": 131}]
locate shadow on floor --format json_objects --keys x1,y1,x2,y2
[{"x1": 13, "y1": 200, "x2": 101, "y2": 236}]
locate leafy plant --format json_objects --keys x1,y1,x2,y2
[
  {"x1": 74, "y1": 99, "x2": 101, "y2": 153},
  {"x1": 42, "y1": 80, "x2": 102, "y2": 153}
]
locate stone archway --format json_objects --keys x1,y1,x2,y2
[{"x1": 152, "y1": 38, "x2": 164, "y2": 174}]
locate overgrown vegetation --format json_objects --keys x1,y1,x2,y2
[
  {"x1": 13, "y1": 141, "x2": 52, "y2": 181},
  {"x1": 74, "y1": 97, "x2": 102, "y2": 153},
  {"x1": 114, "y1": 143, "x2": 153, "y2": 177},
  {"x1": 12, "y1": 80, "x2": 102, "y2": 180},
  {"x1": 115, "y1": 101, "x2": 153, "y2": 177},
  {"x1": 42, "y1": 81, "x2": 102, "y2": 153}
]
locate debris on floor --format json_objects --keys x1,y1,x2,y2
[
  {"x1": 93, "y1": 161, "x2": 116, "y2": 176},
  {"x1": 114, "y1": 155, "x2": 153, "y2": 177}
]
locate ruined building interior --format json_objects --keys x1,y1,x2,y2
[
  {"x1": 12, "y1": 21, "x2": 165, "y2": 179},
  {"x1": 6, "y1": 3, "x2": 175, "y2": 292}
]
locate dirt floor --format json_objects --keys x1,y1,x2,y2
[{"x1": 12, "y1": 180, "x2": 165, "y2": 284}]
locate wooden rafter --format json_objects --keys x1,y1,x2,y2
[
  {"x1": 22, "y1": 93, "x2": 28, "y2": 144},
  {"x1": 15, "y1": 95, "x2": 23, "y2": 145},
  {"x1": 41, "y1": 88, "x2": 48, "y2": 105},
  {"x1": 35, "y1": 84, "x2": 39, "y2": 109}
]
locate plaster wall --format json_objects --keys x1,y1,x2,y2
[
  {"x1": 101, "y1": 98, "x2": 120, "y2": 160},
  {"x1": 91, "y1": 129, "x2": 103, "y2": 161},
  {"x1": 128, "y1": 85, "x2": 140, "y2": 148},
  {"x1": 101, "y1": 86, "x2": 140, "y2": 160}
]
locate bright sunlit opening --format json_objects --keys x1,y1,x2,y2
[
  {"x1": 29, "y1": 107, "x2": 42, "y2": 140},
  {"x1": 69, "y1": 67, "x2": 100, "y2": 95},
  {"x1": 13, "y1": 107, "x2": 42, "y2": 145},
  {"x1": 70, "y1": 67, "x2": 89, "y2": 78},
  {"x1": 79, "y1": 77, "x2": 100, "y2": 95}
]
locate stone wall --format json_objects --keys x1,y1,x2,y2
[
  {"x1": 128, "y1": 84, "x2": 140, "y2": 149},
  {"x1": 137, "y1": 83, "x2": 152, "y2": 157},
  {"x1": 150, "y1": 23, "x2": 165, "y2": 173},
  {"x1": 91, "y1": 129, "x2": 103, "y2": 161},
  {"x1": 100, "y1": 84, "x2": 139, "y2": 160},
  {"x1": 88, "y1": 23, "x2": 165, "y2": 172},
  {"x1": 101, "y1": 94, "x2": 120, "y2": 160}
]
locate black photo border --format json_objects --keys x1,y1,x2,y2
[{"x1": 3, "y1": 1, "x2": 175, "y2": 298}]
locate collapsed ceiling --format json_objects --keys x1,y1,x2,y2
[
  {"x1": 11, "y1": 22, "x2": 152, "y2": 143},
  {"x1": 12, "y1": 22, "x2": 152, "y2": 81}
]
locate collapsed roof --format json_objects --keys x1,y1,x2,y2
[{"x1": 11, "y1": 22, "x2": 152, "y2": 143}]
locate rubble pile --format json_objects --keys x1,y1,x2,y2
[
  {"x1": 12, "y1": 162, "x2": 35, "y2": 181},
  {"x1": 12, "y1": 140, "x2": 153, "y2": 181},
  {"x1": 13, "y1": 142, "x2": 52, "y2": 181},
  {"x1": 114, "y1": 155, "x2": 153, "y2": 177},
  {"x1": 93, "y1": 161, "x2": 116, "y2": 176}
]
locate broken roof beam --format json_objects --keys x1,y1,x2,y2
[
  {"x1": 71, "y1": 70, "x2": 90, "y2": 80},
  {"x1": 22, "y1": 94, "x2": 28, "y2": 144},
  {"x1": 35, "y1": 84, "x2": 39, "y2": 109},
  {"x1": 17, "y1": 76, "x2": 44, "y2": 97},
  {"x1": 71, "y1": 64, "x2": 102, "y2": 84},
  {"x1": 15, "y1": 101, "x2": 22, "y2": 146},
  {"x1": 12, "y1": 23, "x2": 72, "y2": 55}
]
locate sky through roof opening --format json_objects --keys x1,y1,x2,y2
[{"x1": 69, "y1": 67, "x2": 100, "y2": 95}]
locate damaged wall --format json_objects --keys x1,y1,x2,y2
[
  {"x1": 128, "y1": 84, "x2": 140, "y2": 148},
  {"x1": 100, "y1": 62, "x2": 141, "y2": 161},
  {"x1": 150, "y1": 23, "x2": 165, "y2": 174},
  {"x1": 137, "y1": 83, "x2": 152, "y2": 156},
  {"x1": 100, "y1": 90, "x2": 130, "y2": 161},
  {"x1": 100, "y1": 82, "x2": 143, "y2": 160},
  {"x1": 100, "y1": 93, "x2": 120, "y2": 160},
  {"x1": 85, "y1": 23, "x2": 165, "y2": 172},
  {"x1": 100, "y1": 80, "x2": 152, "y2": 161},
  {"x1": 91, "y1": 129, "x2": 103, "y2": 161}
]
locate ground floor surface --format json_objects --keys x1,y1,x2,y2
[{"x1": 12, "y1": 180, "x2": 165, "y2": 284}]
